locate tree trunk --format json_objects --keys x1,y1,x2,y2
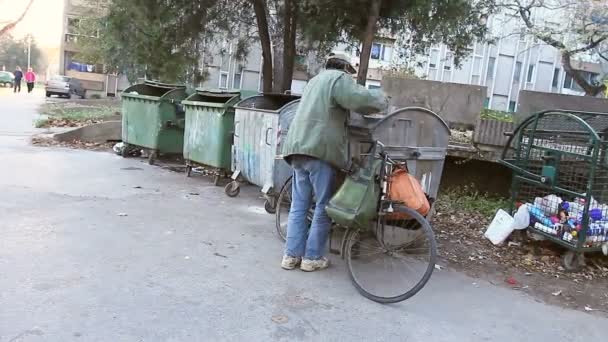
[
  {"x1": 0, "y1": 0, "x2": 34, "y2": 37},
  {"x1": 252, "y1": 0, "x2": 273, "y2": 93},
  {"x1": 272, "y1": 41, "x2": 284, "y2": 92},
  {"x1": 357, "y1": 0, "x2": 382, "y2": 86},
  {"x1": 280, "y1": 0, "x2": 297, "y2": 93},
  {"x1": 562, "y1": 52, "x2": 606, "y2": 96}
]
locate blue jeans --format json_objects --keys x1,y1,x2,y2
[{"x1": 285, "y1": 157, "x2": 336, "y2": 260}]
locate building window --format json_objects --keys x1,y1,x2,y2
[
  {"x1": 219, "y1": 71, "x2": 229, "y2": 89},
  {"x1": 527, "y1": 64, "x2": 535, "y2": 83},
  {"x1": 563, "y1": 73, "x2": 574, "y2": 89},
  {"x1": 371, "y1": 43, "x2": 382, "y2": 60},
  {"x1": 509, "y1": 101, "x2": 517, "y2": 112},
  {"x1": 429, "y1": 49, "x2": 439, "y2": 69},
  {"x1": 370, "y1": 42, "x2": 393, "y2": 61},
  {"x1": 382, "y1": 45, "x2": 392, "y2": 62},
  {"x1": 233, "y1": 72, "x2": 242, "y2": 89},
  {"x1": 471, "y1": 56, "x2": 482, "y2": 85},
  {"x1": 67, "y1": 17, "x2": 80, "y2": 34},
  {"x1": 552, "y1": 68, "x2": 560, "y2": 88},
  {"x1": 486, "y1": 57, "x2": 496, "y2": 80},
  {"x1": 514, "y1": 62, "x2": 522, "y2": 82},
  {"x1": 484, "y1": 97, "x2": 490, "y2": 108},
  {"x1": 563, "y1": 71, "x2": 599, "y2": 91},
  {"x1": 444, "y1": 52, "x2": 453, "y2": 71}
]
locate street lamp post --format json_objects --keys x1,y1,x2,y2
[{"x1": 27, "y1": 34, "x2": 32, "y2": 70}]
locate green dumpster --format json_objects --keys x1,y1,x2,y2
[
  {"x1": 182, "y1": 89, "x2": 254, "y2": 185},
  {"x1": 121, "y1": 80, "x2": 187, "y2": 164}
]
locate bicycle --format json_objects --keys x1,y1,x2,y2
[{"x1": 275, "y1": 141, "x2": 437, "y2": 303}]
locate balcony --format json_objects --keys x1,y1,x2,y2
[{"x1": 63, "y1": 34, "x2": 81, "y2": 52}]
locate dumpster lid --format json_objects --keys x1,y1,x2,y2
[
  {"x1": 144, "y1": 79, "x2": 186, "y2": 89},
  {"x1": 234, "y1": 93, "x2": 301, "y2": 112},
  {"x1": 194, "y1": 88, "x2": 241, "y2": 98},
  {"x1": 260, "y1": 92, "x2": 300, "y2": 102}
]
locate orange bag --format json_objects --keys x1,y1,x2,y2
[{"x1": 387, "y1": 168, "x2": 430, "y2": 219}]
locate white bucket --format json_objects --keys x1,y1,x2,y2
[{"x1": 485, "y1": 209, "x2": 515, "y2": 245}]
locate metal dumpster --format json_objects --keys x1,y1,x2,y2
[
  {"x1": 182, "y1": 89, "x2": 254, "y2": 185},
  {"x1": 224, "y1": 94, "x2": 300, "y2": 208},
  {"x1": 121, "y1": 80, "x2": 187, "y2": 164},
  {"x1": 269, "y1": 99, "x2": 301, "y2": 213},
  {"x1": 349, "y1": 107, "x2": 451, "y2": 212}
]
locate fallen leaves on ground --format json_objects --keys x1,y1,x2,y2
[
  {"x1": 31, "y1": 136, "x2": 114, "y2": 151},
  {"x1": 38, "y1": 117, "x2": 107, "y2": 128},
  {"x1": 434, "y1": 197, "x2": 608, "y2": 315},
  {"x1": 434, "y1": 202, "x2": 608, "y2": 281}
]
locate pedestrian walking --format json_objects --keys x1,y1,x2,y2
[
  {"x1": 13, "y1": 66, "x2": 23, "y2": 93},
  {"x1": 280, "y1": 53, "x2": 388, "y2": 272},
  {"x1": 25, "y1": 68, "x2": 36, "y2": 93}
]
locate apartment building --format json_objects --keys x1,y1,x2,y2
[
  {"x1": 198, "y1": 39, "x2": 310, "y2": 94},
  {"x1": 59, "y1": 0, "x2": 128, "y2": 97},
  {"x1": 418, "y1": 14, "x2": 603, "y2": 112}
]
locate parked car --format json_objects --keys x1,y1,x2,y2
[
  {"x1": 0, "y1": 71, "x2": 14, "y2": 87},
  {"x1": 45, "y1": 75, "x2": 86, "y2": 98}
]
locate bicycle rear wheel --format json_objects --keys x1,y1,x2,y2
[
  {"x1": 345, "y1": 204, "x2": 436, "y2": 303},
  {"x1": 275, "y1": 177, "x2": 292, "y2": 241}
]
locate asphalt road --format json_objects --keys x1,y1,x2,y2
[{"x1": 0, "y1": 87, "x2": 607, "y2": 341}]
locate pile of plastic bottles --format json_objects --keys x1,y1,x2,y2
[{"x1": 527, "y1": 194, "x2": 608, "y2": 246}]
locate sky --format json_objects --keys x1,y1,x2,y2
[{"x1": 0, "y1": 0, "x2": 64, "y2": 48}]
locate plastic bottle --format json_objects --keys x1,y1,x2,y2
[{"x1": 529, "y1": 206, "x2": 554, "y2": 227}]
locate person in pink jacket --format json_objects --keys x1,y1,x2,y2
[{"x1": 25, "y1": 68, "x2": 36, "y2": 93}]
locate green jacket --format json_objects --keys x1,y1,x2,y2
[{"x1": 283, "y1": 69, "x2": 388, "y2": 169}]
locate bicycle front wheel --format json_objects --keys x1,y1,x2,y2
[{"x1": 345, "y1": 205, "x2": 437, "y2": 304}]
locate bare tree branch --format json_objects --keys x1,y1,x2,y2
[
  {"x1": 0, "y1": 0, "x2": 34, "y2": 37},
  {"x1": 511, "y1": 0, "x2": 606, "y2": 96}
]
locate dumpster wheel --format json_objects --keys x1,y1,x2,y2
[
  {"x1": 225, "y1": 181, "x2": 240, "y2": 197},
  {"x1": 185, "y1": 165, "x2": 192, "y2": 178},
  {"x1": 148, "y1": 150, "x2": 158, "y2": 165},
  {"x1": 213, "y1": 174, "x2": 221, "y2": 186},
  {"x1": 562, "y1": 251, "x2": 585, "y2": 272},
  {"x1": 264, "y1": 198, "x2": 276, "y2": 214},
  {"x1": 121, "y1": 143, "x2": 131, "y2": 158}
]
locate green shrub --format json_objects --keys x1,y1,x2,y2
[{"x1": 438, "y1": 184, "x2": 509, "y2": 218}]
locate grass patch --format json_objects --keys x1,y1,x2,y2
[
  {"x1": 438, "y1": 185, "x2": 510, "y2": 218},
  {"x1": 34, "y1": 118, "x2": 49, "y2": 128},
  {"x1": 37, "y1": 102, "x2": 120, "y2": 128},
  {"x1": 480, "y1": 109, "x2": 514, "y2": 123}
]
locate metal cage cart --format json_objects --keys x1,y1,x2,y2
[
  {"x1": 121, "y1": 80, "x2": 187, "y2": 164},
  {"x1": 500, "y1": 110, "x2": 608, "y2": 271},
  {"x1": 225, "y1": 94, "x2": 300, "y2": 208}
]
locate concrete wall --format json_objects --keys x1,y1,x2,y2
[
  {"x1": 516, "y1": 90, "x2": 608, "y2": 122},
  {"x1": 382, "y1": 77, "x2": 486, "y2": 128},
  {"x1": 440, "y1": 156, "x2": 512, "y2": 196}
]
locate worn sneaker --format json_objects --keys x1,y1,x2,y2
[
  {"x1": 300, "y1": 257, "x2": 330, "y2": 272},
  {"x1": 281, "y1": 255, "x2": 301, "y2": 270}
]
